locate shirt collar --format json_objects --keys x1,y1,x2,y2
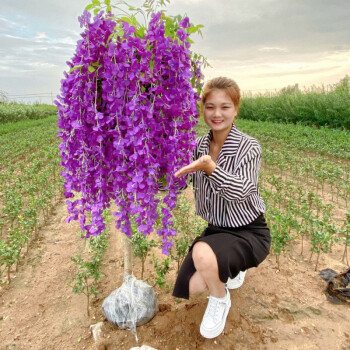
[{"x1": 197, "y1": 124, "x2": 241, "y2": 157}]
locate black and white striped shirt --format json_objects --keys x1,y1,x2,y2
[{"x1": 192, "y1": 124, "x2": 265, "y2": 227}]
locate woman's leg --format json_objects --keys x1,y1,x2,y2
[
  {"x1": 191, "y1": 241, "x2": 226, "y2": 298},
  {"x1": 189, "y1": 271, "x2": 208, "y2": 295}
]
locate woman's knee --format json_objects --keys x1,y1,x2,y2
[{"x1": 192, "y1": 242, "x2": 217, "y2": 271}]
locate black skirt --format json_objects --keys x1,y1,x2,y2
[{"x1": 172, "y1": 214, "x2": 271, "y2": 299}]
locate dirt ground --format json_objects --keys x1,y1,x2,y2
[{"x1": 0, "y1": 191, "x2": 349, "y2": 350}]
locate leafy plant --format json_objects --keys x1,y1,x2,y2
[
  {"x1": 341, "y1": 210, "x2": 350, "y2": 265},
  {"x1": 309, "y1": 217, "x2": 336, "y2": 271},
  {"x1": 150, "y1": 253, "x2": 171, "y2": 290},
  {"x1": 71, "y1": 254, "x2": 100, "y2": 316},
  {"x1": 71, "y1": 210, "x2": 110, "y2": 316},
  {"x1": 131, "y1": 229, "x2": 156, "y2": 280},
  {"x1": 170, "y1": 194, "x2": 206, "y2": 273},
  {"x1": 268, "y1": 208, "x2": 291, "y2": 269}
]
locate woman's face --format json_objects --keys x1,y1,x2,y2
[{"x1": 203, "y1": 89, "x2": 237, "y2": 133}]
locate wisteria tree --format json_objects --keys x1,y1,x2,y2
[{"x1": 56, "y1": 0, "x2": 206, "y2": 270}]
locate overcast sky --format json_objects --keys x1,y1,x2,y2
[{"x1": 1, "y1": 0, "x2": 349, "y2": 103}]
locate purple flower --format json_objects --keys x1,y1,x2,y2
[
  {"x1": 56, "y1": 10, "x2": 203, "y2": 253},
  {"x1": 78, "y1": 10, "x2": 91, "y2": 28},
  {"x1": 179, "y1": 17, "x2": 190, "y2": 29}
]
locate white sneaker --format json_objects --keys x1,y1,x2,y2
[
  {"x1": 226, "y1": 270, "x2": 247, "y2": 289},
  {"x1": 200, "y1": 288, "x2": 231, "y2": 339}
]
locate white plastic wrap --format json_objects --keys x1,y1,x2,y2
[{"x1": 102, "y1": 274, "x2": 158, "y2": 335}]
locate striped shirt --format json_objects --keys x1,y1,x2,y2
[{"x1": 192, "y1": 124, "x2": 265, "y2": 227}]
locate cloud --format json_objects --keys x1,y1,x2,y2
[
  {"x1": 1, "y1": 0, "x2": 349, "y2": 100},
  {"x1": 204, "y1": 48, "x2": 350, "y2": 92},
  {"x1": 34, "y1": 32, "x2": 48, "y2": 42},
  {"x1": 0, "y1": 28, "x2": 78, "y2": 81},
  {"x1": 259, "y1": 47, "x2": 289, "y2": 53},
  {"x1": 3, "y1": 34, "x2": 27, "y2": 40},
  {"x1": 187, "y1": 0, "x2": 350, "y2": 60},
  {"x1": 0, "y1": 16, "x2": 17, "y2": 28},
  {"x1": 56, "y1": 37, "x2": 77, "y2": 46}
]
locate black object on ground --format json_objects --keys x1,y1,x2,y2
[{"x1": 319, "y1": 266, "x2": 350, "y2": 304}]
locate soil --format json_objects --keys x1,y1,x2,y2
[{"x1": 0, "y1": 189, "x2": 349, "y2": 350}]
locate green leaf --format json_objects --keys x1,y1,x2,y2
[
  {"x1": 85, "y1": 4, "x2": 94, "y2": 10},
  {"x1": 188, "y1": 24, "x2": 204, "y2": 34},
  {"x1": 107, "y1": 32, "x2": 116, "y2": 43},
  {"x1": 174, "y1": 14, "x2": 182, "y2": 23},
  {"x1": 120, "y1": 16, "x2": 133, "y2": 25},
  {"x1": 68, "y1": 65, "x2": 83, "y2": 73},
  {"x1": 149, "y1": 59, "x2": 154, "y2": 72},
  {"x1": 116, "y1": 26, "x2": 124, "y2": 38},
  {"x1": 88, "y1": 66, "x2": 96, "y2": 73},
  {"x1": 164, "y1": 18, "x2": 175, "y2": 38},
  {"x1": 135, "y1": 27, "x2": 145, "y2": 39}
]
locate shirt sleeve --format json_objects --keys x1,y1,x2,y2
[{"x1": 206, "y1": 147, "x2": 261, "y2": 202}]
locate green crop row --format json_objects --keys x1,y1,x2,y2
[
  {"x1": 239, "y1": 76, "x2": 350, "y2": 129},
  {"x1": 226, "y1": 118, "x2": 350, "y2": 204},
  {"x1": 261, "y1": 174, "x2": 349, "y2": 270},
  {"x1": 0, "y1": 117, "x2": 63, "y2": 284},
  {"x1": 0, "y1": 103, "x2": 57, "y2": 124},
  {"x1": 0, "y1": 115, "x2": 58, "y2": 167},
  {"x1": 261, "y1": 148, "x2": 350, "y2": 204},
  {"x1": 236, "y1": 116, "x2": 350, "y2": 160},
  {"x1": 198, "y1": 116, "x2": 350, "y2": 160},
  {"x1": 0, "y1": 154, "x2": 63, "y2": 283}
]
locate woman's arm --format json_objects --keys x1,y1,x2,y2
[
  {"x1": 174, "y1": 155, "x2": 216, "y2": 177},
  {"x1": 174, "y1": 147, "x2": 262, "y2": 202},
  {"x1": 206, "y1": 147, "x2": 261, "y2": 202}
]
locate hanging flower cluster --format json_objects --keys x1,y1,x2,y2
[{"x1": 56, "y1": 10, "x2": 203, "y2": 253}]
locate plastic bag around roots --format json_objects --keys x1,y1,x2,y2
[{"x1": 102, "y1": 274, "x2": 158, "y2": 338}]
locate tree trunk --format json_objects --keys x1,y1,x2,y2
[
  {"x1": 87, "y1": 290, "x2": 90, "y2": 317},
  {"x1": 124, "y1": 234, "x2": 132, "y2": 276}
]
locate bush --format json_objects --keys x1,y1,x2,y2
[
  {"x1": 0, "y1": 103, "x2": 57, "y2": 124},
  {"x1": 239, "y1": 76, "x2": 350, "y2": 129}
]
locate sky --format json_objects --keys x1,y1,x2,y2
[{"x1": 0, "y1": 0, "x2": 349, "y2": 104}]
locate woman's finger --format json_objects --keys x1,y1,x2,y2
[
  {"x1": 175, "y1": 163, "x2": 195, "y2": 177},
  {"x1": 175, "y1": 157, "x2": 210, "y2": 178},
  {"x1": 174, "y1": 167, "x2": 189, "y2": 178}
]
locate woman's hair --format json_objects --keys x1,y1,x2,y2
[{"x1": 200, "y1": 77, "x2": 241, "y2": 112}]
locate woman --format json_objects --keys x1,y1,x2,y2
[{"x1": 172, "y1": 77, "x2": 271, "y2": 339}]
